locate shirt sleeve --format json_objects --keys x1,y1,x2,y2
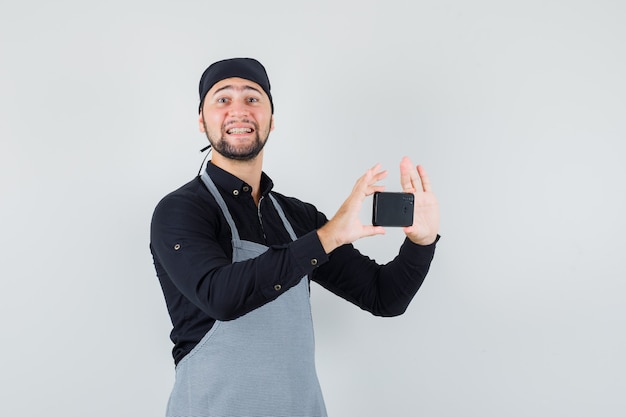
[
  {"x1": 150, "y1": 193, "x2": 329, "y2": 321},
  {"x1": 312, "y1": 230, "x2": 439, "y2": 317}
]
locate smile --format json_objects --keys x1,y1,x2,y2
[{"x1": 227, "y1": 127, "x2": 253, "y2": 134}]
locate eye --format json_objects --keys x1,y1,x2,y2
[
  {"x1": 217, "y1": 97, "x2": 229, "y2": 104},
  {"x1": 247, "y1": 97, "x2": 259, "y2": 103}
]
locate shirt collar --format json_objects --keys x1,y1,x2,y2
[{"x1": 205, "y1": 160, "x2": 274, "y2": 197}]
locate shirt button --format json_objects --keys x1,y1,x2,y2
[
  {"x1": 310, "y1": 258, "x2": 318, "y2": 266},
  {"x1": 274, "y1": 284, "x2": 282, "y2": 291},
  {"x1": 232, "y1": 189, "x2": 239, "y2": 196},
  {"x1": 173, "y1": 243, "x2": 181, "y2": 250},
  {"x1": 242, "y1": 186, "x2": 250, "y2": 192}
]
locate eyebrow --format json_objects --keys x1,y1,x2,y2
[{"x1": 211, "y1": 84, "x2": 263, "y2": 96}]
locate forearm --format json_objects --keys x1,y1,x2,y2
[
  {"x1": 154, "y1": 231, "x2": 328, "y2": 320},
  {"x1": 313, "y1": 236, "x2": 438, "y2": 317}
]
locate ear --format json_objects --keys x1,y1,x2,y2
[
  {"x1": 270, "y1": 115, "x2": 275, "y2": 132},
  {"x1": 198, "y1": 111, "x2": 205, "y2": 132}
]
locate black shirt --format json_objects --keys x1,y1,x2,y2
[{"x1": 150, "y1": 162, "x2": 437, "y2": 364}]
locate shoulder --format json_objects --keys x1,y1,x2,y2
[
  {"x1": 157, "y1": 174, "x2": 217, "y2": 206},
  {"x1": 151, "y1": 176, "x2": 219, "y2": 230}
]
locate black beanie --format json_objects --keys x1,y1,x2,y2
[{"x1": 198, "y1": 57, "x2": 273, "y2": 113}]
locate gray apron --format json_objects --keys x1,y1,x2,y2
[{"x1": 166, "y1": 171, "x2": 327, "y2": 417}]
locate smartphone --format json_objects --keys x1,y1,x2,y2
[{"x1": 372, "y1": 192, "x2": 414, "y2": 227}]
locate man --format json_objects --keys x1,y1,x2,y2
[{"x1": 150, "y1": 57, "x2": 440, "y2": 417}]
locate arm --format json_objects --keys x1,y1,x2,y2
[
  {"x1": 150, "y1": 193, "x2": 328, "y2": 321},
  {"x1": 312, "y1": 237, "x2": 438, "y2": 316},
  {"x1": 313, "y1": 157, "x2": 440, "y2": 315}
]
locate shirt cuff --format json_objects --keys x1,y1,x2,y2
[
  {"x1": 288, "y1": 230, "x2": 330, "y2": 276},
  {"x1": 400, "y1": 234, "x2": 440, "y2": 265}
]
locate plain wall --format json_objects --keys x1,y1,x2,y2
[{"x1": 1, "y1": 1, "x2": 625, "y2": 416}]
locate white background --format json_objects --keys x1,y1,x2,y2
[{"x1": 1, "y1": 1, "x2": 625, "y2": 416}]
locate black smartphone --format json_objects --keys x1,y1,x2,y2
[{"x1": 372, "y1": 192, "x2": 414, "y2": 227}]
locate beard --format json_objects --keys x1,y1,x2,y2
[{"x1": 203, "y1": 118, "x2": 270, "y2": 161}]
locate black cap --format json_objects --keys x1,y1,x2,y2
[{"x1": 198, "y1": 57, "x2": 273, "y2": 113}]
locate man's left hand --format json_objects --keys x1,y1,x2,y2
[{"x1": 399, "y1": 156, "x2": 440, "y2": 246}]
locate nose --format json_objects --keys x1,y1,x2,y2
[{"x1": 227, "y1": 99, "x2": 250, "y2": 117}]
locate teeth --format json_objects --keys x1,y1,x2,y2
[{"x1": 228, "y1": 127, "x2": 252, "y2": 134}]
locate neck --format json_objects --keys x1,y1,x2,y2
[{"x1": 210, "y1": 151, "x2": 264, "y2": 205}]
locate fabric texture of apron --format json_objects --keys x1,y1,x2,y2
[{"x1": 166, "y1": 171, "x2": 327, "y2": 417}]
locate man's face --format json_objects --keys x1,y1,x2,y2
[{"x1": 199, "y1": 77, "x2": 274, "y2": 161}]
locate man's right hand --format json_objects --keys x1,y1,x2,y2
[{"x1": 316, "y1": 163, "x2": 388, "y2": 254}]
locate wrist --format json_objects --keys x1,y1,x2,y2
[
  {"x1": 317, "y1": 225, "x2": 340, "y2": 254},
  {"x1": 410, "y1": 234, "x2": 438, "y2": 246}
]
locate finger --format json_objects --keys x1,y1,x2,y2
[
  {"x1": 407, "y1": 162, "x2": 423, "y2": 194},
  {"x1": 353, "y1": 167, "x2": 387, "y2": 200},
  {"x1": 369, "y1": 165, "x2": 388, "y2": 185},
  {"x1": 368, "y1": 163, "x2": 383, "y2": 177},
  {"x1": 359, "y1": 165, "x2": 387, "y2": 189},
  {"x1": 358, "y1": 164, "x2": 381, "y2": 184},
  {"x1": 373, "y1": 169, "x2": 388, "y2": 183},
  {"x1": 361, "y1": 225, "x2": 386, "y2": 237},
  {"x1": 400, "y1": 156, "x2": 414, "y2": 192},
  {"x1": 417, "y1": 165, "x2": 432, "y2": 192},
  {"x1": 364, "y1": 185, "x2": 386, "y2": 197}
]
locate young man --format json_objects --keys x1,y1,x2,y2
[{"x1": 150, "y1": 57, "x2": 440, "y2": 417}]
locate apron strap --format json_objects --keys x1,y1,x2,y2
[
  {"x1": 268, "y1": 194, "x2": 297, "y2": 242},
  {"x1": 201, "y1": 168, "x2": 298, "y2": 243},
  {"x1": 200, "y1": 170, "x2": 241, "y2": 241}
]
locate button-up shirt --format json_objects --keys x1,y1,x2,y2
[{"x1": 150, "y1": 161, "x2": 437, "y2": 364}]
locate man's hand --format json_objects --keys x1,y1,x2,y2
[
  {"x1": 400, "y1": 156, "x2": 440, "y2": 246},
  {"x1": 317, "y1": 158, "x2": 440, "y2": 254},
  {"x1": 317, "y1": 164, "x2": 388, "y2": 253}
]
